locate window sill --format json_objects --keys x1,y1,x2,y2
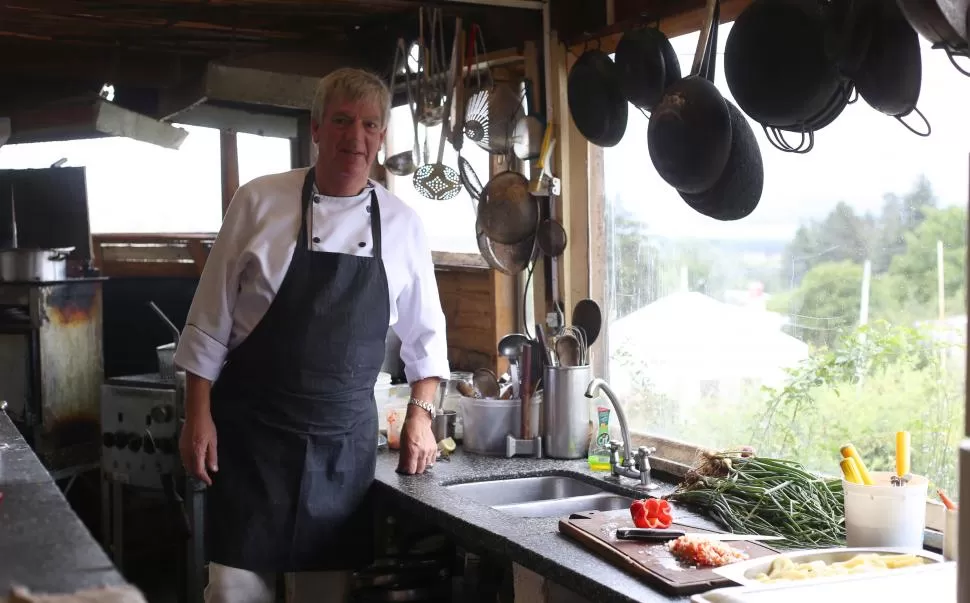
[{"x1": 627, "y1": 429, "x2": 951, "y2": 549}]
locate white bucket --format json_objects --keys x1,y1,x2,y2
[{"x1": 843, "y1": 471, "x2": 928, "y2": 548}]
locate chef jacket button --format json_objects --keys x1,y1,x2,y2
[
  {"x1": 312, "y1": 236, "x2": 321, "y2": 244},
  {"x1": 365, "y1": 206, "x2": 371, "y2": 213},
  {"x1": 313, "y1": 197, "x2": 320, "y2": 204},
  {"x1": 358, "y1": 242, "x2": 366, "y2": 248}
]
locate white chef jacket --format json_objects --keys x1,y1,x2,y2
[{"x1": 173, "y1": 167, "x2": 451, "y2": 385}]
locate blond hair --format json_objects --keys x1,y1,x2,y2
[{"x1": 310, "y1": 67, "x2": 391, "y2": 128}]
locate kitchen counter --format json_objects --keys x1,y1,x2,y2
[
  {"x1": 0, "y1": 413, "x2": 126, "y2": 594},
  {"x1": 374, "y1": 447, "x2": 722, "y2": 603}
]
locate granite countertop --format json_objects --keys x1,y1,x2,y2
[
  {"x1": 374, "y1": 447, "x2": 723, "y2": 603},
  {"x1": 0, "y1": 413, "x2": 126, "y2": 595}
]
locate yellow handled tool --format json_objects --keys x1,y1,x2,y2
[
  {"x1": 896, "y1": 431, "x2": 911, "y2": 477},
  {"x1": 840, "y1": 456, "x2": 863, "y2": 484},
  {"x1": 840, "y1": 444, "x2": 874, "y2": 485}
]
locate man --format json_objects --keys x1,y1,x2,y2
[{"x1": 174, "y1": 67, "x2": 449, "y2": 603}]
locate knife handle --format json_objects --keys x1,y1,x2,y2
[{"x1": 615, "y1": 528, "x2": 686, "y2": 541}]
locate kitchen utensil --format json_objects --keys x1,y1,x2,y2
[
  {"x1": 558, "y1": 510, "x2": 781, "y2": 596},
  {"x1": 567, "y1": 49, "x2": 628, "y2": 147},
  {"x1": 478, "y1": 171, "x2": 538, "y2": 245},
  {"x1": 571, "y1": 299, "x2": 602, "y2": 347},
  {"x1": 843, "y1": 471, "x2": 928, "y2": 548},
  {"x1": 855, "y1": 1, "x2": 931, "y2": 136},
  {"x1": 897, "y1": 0, "x2": 969, "y2": 76},
  {"x1": 412, "y1": 17, "x2": 463, "y2": 201},
  {"x1": 0, "y1": 247, "x2": 75, "y2": 282},
  {"x1": 385, "y1": 38, "x2": 420, "y2": 177},
  {"x1": 148, "y1": 301, "x2": 181, "y2": 344},
  {"x1": 458, "y1": 155, "x2": 483, "y2": 202},
  {"x1": 554, "y1": 333, "x2": 582, "y2": 367},
  {"x1": 678, "y1": 100, "x2": 764, "y2": 221},
  {"x1": 9, "y1": 184, "x2": 16, "y2": 248},
  {"x1": 472, "y1": 368, "x2": 500, "y2": 398},
  {"x1": 518, "y1": 341, "x2": 534, "y2": 439},
  {"x1": 725, "y1": 0, "x2": 845, "y2": 153},
  {"x1": 511, "y1": 79, "x2": 544, "y2": 160},
  {"x1": 536, "y1": 218, "x2": 567, "y2": 257},
  {"x1": 615, "y1": 528, "x2": 785, "y2": 542},
  {"x1": 543, "y1": 364, "x2": 593, "y2": 459},
  {"x1": 458, "y1": 395, "x2": 536, "y2": 455},
  {"x1": 648, "y1": 0, "x2": 731, "y2": 192},
  {"x1": 615, "y1": 26, "x2": 682, "y2": 111},
  {"x1": 475, "y1": 216, "x2": 535, "y2": 276},
  {"x1": 498, "y1": 332, "x2": 529, "y2": 398}
]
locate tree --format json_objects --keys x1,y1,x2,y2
[
  {"x1": 778, "y1": 261, "x2": 864, "y2": 348},
  {"x1": 782, "y1": 202, "x2": 875, "y2": 286},
  {"x1": 888, "y1": 205, "x2": 967, "y2": 310}
]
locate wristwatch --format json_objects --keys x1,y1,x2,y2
[{"x1": 408, "y1": 397, "x2": 437, "y2": 419}]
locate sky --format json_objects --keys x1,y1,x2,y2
[{"x1": 0, "y1": 21, "x2": 967, "y2": 252}]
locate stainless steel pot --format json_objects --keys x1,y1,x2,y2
[
  {"x1": 0, "y1": 247, "x2": 74, "y2": 282},
  {"x1": 157, "y1": 342, "x2": 176, "y2": 381}
]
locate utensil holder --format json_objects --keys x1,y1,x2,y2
[{"x1": 542, "y1": 365, "x2": 593, "y2": 459}]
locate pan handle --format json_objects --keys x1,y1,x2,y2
[{"x1": 690, "y1": 0, "x2": 720, "y2": 78}]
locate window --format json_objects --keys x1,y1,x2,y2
[
  {"x1": 0, "y1": 124, "x2": 291, "y2": 234},
  {"x1": 384, "y1": 103, "x2": 491, "y2": 253},
  {"x1": 601, "y1": 22, "x2": 969, "y2": 498}
]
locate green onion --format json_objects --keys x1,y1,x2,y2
[{"x1": 665, "y1": 451, "x2": 846, "y2": 550}]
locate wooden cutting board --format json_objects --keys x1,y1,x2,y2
[{"x1": 558, "y1": 509, "x2": 780, "y2": 596}]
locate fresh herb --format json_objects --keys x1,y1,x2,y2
[{"x1": 665, "y1": 450, "x2": 846, "y2": 550}]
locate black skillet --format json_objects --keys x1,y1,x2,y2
[
  {"x1": 567, "y1": 49, "x2": 628, "y2": 147},
  {"x1": 855, "y1": 0, "x2": 932, "y2": 136},
  {"x1": 897, "y1": 0, "x2": 969, "y2": 75},
  {"x1": 647, "y1": 0, "x2": 732, "y2": 194},
  {"x1": 614, "y1": 26, "x2": 682, "y2": 111},
  {"x1": 725, "y1": 0, "x2": 842, "y2": 153},
  {"x1": 679, "y1": 100, "x2": 764, "y2": 221}
]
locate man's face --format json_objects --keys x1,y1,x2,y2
[{"x1": 311, "y1": 98, "x2": 386, "y2": 186}]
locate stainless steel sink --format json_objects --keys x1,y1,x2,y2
[{"x1": 445, "y1": 475, "x2": 634, "y2": 518}]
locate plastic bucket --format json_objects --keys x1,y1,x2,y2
[{"x1": 843, "y1": 471, "x2": 928, "y2": 548}]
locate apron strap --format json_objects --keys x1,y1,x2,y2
[{"x1": 369, "y1": 190, "x2": 382, "y2": 260}]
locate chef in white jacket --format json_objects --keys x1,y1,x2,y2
[{"x1": 174, "y1": 67, "x2": 450, "y2": 603}]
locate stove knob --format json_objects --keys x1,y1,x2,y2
[
  {"x1": 114, "y1": 431, "x2": 130, "y2": 448},
  {"x1": 103, "y1": 432, "x2": 115, "y2": 448},
  {"x1": 158, "y1": 438, "x2": 175, "y2": 454},
  {"x1": 128, "y1": 437, "x2": 142, "y2": 452},
  {"x1": 150, "y1": 404, "x2": 174, "y2": 424},
  {"x1": 143, "y1": 435, "x2": 156, "y2": 454}
]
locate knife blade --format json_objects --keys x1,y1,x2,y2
[{"x1": 615, "y1": 527, "x2": 784, "y2": 542}]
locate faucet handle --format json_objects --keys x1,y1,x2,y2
[
  {"x1": 637, "y1": 446, "x2": 656, "y2": 458},
  {"x1": 609, "y1": 440, "x2": 622, "y2": 454}
]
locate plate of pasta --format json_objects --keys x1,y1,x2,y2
[{"x1": 712, "y1": 547, "x2": 944, "y2": 586}]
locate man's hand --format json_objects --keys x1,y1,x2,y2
[
  {"x1": 179, "y1": 372, "x2": 218, "y2": 486},
  {"x1": 397, "y1": 405, "x2": 438, "y2": 475},
  {"x1": 179, "y1": 413, "x2": 218, "y2": 485}
]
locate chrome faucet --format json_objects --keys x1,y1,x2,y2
[{"x1": 585, "y1": 378, "x2": 658, "y2": 490}]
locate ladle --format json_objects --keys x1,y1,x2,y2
[
  {"x1": 555, "y1": 334, "x2": 582, "y2": 367},
  {"x1": 498, "y1": 332, "x2": 529, "y2": 399}
]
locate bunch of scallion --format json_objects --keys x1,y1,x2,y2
[{"x1": 665, "y1": 450, "x2": 846, "y2": 550}]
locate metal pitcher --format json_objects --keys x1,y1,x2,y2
[{"x1": 542, "y1": 365, "x2": 593, "y2": 459}]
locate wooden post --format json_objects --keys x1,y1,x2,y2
[{"x1": 219, "y1": 129, "x2": 239, "y2": 217}]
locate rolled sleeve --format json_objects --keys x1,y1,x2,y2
[
  {"x1": 173, "y1": 324, "x2": 228, "y2": 382},
  {"x1": 393, "y1": 216, "x2": 451, "y2": 384},
  {"x1": 173, "y1": 185, "x2": 252, "y2": 382}
]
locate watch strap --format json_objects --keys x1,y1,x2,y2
[{"x1": 408, "y1": 397, "x2": 436, "y2": 419}]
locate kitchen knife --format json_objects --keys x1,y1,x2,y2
[{"x1": 615, "y1": 527, "x2": 784, "y2": 542}]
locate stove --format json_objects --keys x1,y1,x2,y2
[{"x1": 101, "y1": 372, "x2": 179, "y2": 489}]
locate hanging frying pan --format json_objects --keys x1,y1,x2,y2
[
  {"x1": 897, "y1": 0, "x2": 969, "y2": 75},
  {"x1": 614, "y1": 26, "x2": 682, "y2": 111},
  {"x1": 679, "y1": 100, "x2": 764, "y2": 221},
  {"x1": 855, "y1": 0, "x2": 932, "y2": 136},
  {"x1": 647, "y1": 0, "x2": 732, "y2": 194},
  {"x1": 724, "y1": 0, "x2": 844, "y2": 153},
  {"x1": 567, "y1": 49, "x2": 628, "y2": 147},
  {"x1": 475, "y1": 216, "x2": 535, "y2": 276}
]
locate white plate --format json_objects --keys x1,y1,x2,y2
[{"x1": 711, "y1": 546, "x2": 944, "y2": 586}]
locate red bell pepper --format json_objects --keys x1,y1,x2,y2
[{"x1": 629, "y1": 498, "x2": 673, "y2": 529}]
